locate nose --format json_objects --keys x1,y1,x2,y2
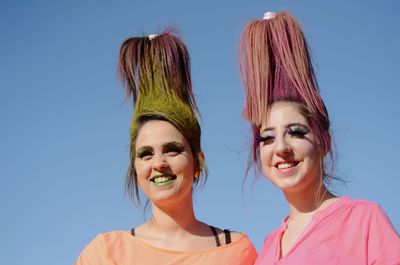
[
  {"x1": 152, "y1": 154, "x2": 169, "y2": 171},
  {"x1": 275, "y1": 136, "x2": 292, "y2": 156}
]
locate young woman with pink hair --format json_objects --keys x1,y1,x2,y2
[{"x1": 239, "y1": 11, "x2": 400, "y2": 264}]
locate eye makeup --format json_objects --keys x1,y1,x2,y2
[
  {"x1": 162, "y1": 141, "x2": 185, "y2": 155},
  {"x1": 258, "y1": 133, "x2": 275, "y2": 144},
  {"x1": 136, "y1": 146, "x2": 153, "y2": 159},
  {"x1": 287, "y1": 124, "x2": 309, "y2": 137},
  {"x1": 258, "y1": 123, "x2": 310, "y2": 144}
]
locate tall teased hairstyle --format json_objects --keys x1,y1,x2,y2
[
  {"x1": 118, "y1": 29, "x2": 207, "y2": 204},
  {"x1": 239, "y1": 12, "x2": 332, "y2": 181}
]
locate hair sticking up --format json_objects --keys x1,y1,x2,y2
[
  {"x1": 239, "y1": 11, "x2": 329, "y2": 130},
  {"x1": 118, "y1": 29, "x2": 199, "y2": 115},
  {"x1": 118, "y1": 29, "x2": 206, "y2": 204},
  {"x1": 239, "y1": 11, "x2": 333, "y2": 186}
]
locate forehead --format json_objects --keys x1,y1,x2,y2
[
  {"x1": 135, "y1": 120, "x2": 188, "y2": 148},
  {"x1": 262, "y1": 102, "x2": 309, "y2": 128}
]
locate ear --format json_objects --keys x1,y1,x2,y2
[
  {"x1": 195, "y1": 151, "x2": 205, "y2": 172},
  {"x1": 194, "y1": 171, "x2": 200, "y2": 180}
]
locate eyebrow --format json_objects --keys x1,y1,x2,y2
[
  {"x1": 261, "y1": 122, "x2": 309, "y2": 133},
  {"x1": 136, "y1": 141, "x2": 185, "y2": 154},
  {"x1": 162, "y1": 141, "x2": 185, "y2": 152},
  {"x1": 136, "y1": 146, "x2": 152, "y2": 155}
]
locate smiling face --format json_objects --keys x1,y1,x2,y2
[
  {"x1": 259, "y1": 101, "x2": 323, "y2": 194},
  {"x1": 134, "y1": 120, "x2": 196, "y2": 205}
]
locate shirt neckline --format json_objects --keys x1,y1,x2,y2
[
  {"x1": 122, "y1": 230, "x2": 248, "y2": 254},
  {"x1": 276, "y1": 196, "x2": 351, "y2": 260}
]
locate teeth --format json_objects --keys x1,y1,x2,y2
[
  {"x1": 153, "y1": 176, "x2": 172, "y2": 183},
  {"x1": 277, "y1": 162, "x2": 297, "y2": 169}
]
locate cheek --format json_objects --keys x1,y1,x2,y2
[
  {"x1": 293, "y1": 141, "x2": 318, "y2": 159},
  {"x1": 259, "y1": 145, "x2": 273, "y2": 169},
  {"x1": 293, "y1": 141, "x2": 322, "y2": 173},
  {"x1": 172, "y1": 157, "x2": 195, "y2": 177},
  {"x1": 134, "y1": 160, "x2": 150, "y2": 181}
]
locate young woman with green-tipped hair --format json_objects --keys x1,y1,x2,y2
[{"x1": 75, "y1": 29, "x2": 257, "y2": 265}]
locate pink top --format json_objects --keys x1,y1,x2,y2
[
  {"x1": 76, "y1": 230, "x2": 257, "y2": 265},
  {"x1": 256, "y1": 197, "x2": 400, "y2": 265}
]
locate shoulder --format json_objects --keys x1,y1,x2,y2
[
  {"x1": 346, "y1": 197, "x2": 379, "y2": 209},
  {"x1": 329, "y1": 196, "x2": 382, "y2": 217},
  {"x1": 224, "y1": 231, "x2": 258, "y2": 261},
  {"x1": 208, "y1": 225, "x2": 256, "y2": 247},
  {"x1": 85, "y1": 230, "x2": 129, "y2": 244},
  {"x1": 81, "y1": 231, "x2": 131, "y2": 255},
  {"x1": 345, "y1": 199, "x2": 400, "y2": 261},
  {"x1": 209, "y1": 226, "x2": 243, "y2": 243},
  {"x1": 98, "y1": 230, "x2": 136, "y2": 250},
  {"x1": 229, "y1": 231, "x2": 244, "y2": 243},
  {"x1": 342, "y1": 197, "x2": 389, "y2": 219},
  {"x1": 75, "y1": 231, "x2": 133, "y2": 264},
  {"x1": 337, "y1": 197, "x2": 398, "y2": 233},
  {"x1": 231, "y1": 231, "x2": 256, "y2": 250}
]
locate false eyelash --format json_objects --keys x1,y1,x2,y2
[
  {"x1": 136, "y1": 146, "x2": 153, "y2": 158},
  {"x1": 288, "y1": 126, "x2": 309, "y2": 137},
  {"x1": 136, "y1": 151, "x2": 153, "y2": 159},
  {"x1": 163, "y1": 142, "x2": 185, "y2": 153},
  {"x1": 257, "y1": 135, "x2": 274, "y2": 143},
  {"x1": 165, "y1": 147, "x2": 184, "y2": 153}
]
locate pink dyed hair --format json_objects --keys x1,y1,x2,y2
[{"x1": 239, "y1": 12, "x2": 331, "y2": 176}]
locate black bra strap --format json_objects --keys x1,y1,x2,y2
[
  {"x1": 209, "y1": 225, "x2": 221, "y2": 247},
  {"x1": 132, "y1": 226, "x2": 231, "y2": 246},
  {"x1": 224, "y1": 229, "x2": 231, "y2": 244}
]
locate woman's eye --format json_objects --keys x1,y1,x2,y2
[
  {"x1": 288, "y1": 125, "x2": 309, "y2": 137},
  {"x1": 136, "y1": 150, "x2": 153, "y2": 160},
  {"x1": 166, "y1": 151, "x2": 179, "y2": 156},
  {"x1": 165, "y1": 147, "x2": 183, "y2": 156},
  {"x1": 258, "y1": 135, "x2": 274, "y2": 145},
  {"x1": 164, "y1": 142, "x2": 185, "y2": 156}
]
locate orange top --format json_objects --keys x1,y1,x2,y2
[{"x1": 76, "y1": 231, "x2": 257, "y2": 265}]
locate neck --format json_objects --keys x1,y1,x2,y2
[
  {"x1": 147, "y1": 196, "x2": 202, "y2": 236},
  {"x1": 284, "y1": 184, "x2": 336, "y2": 221}
]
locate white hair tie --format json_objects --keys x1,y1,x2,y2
[
  {"x1": 148, "y1": 34, "x2": 158, "y2": 40},
  {"x1": 263, "y1": 12, "x2": 276, "y2": 20}
]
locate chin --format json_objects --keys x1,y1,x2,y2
[
  {"x1": 270, "y1": 175, "x2": 305, "y2": 191},
  {"x1": 151, "y1": 188, "x2": 192, "y2": 206}
]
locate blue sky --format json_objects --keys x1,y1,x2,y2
[{"x1": 1, "y1": 1, "x2": 399, "y2": 264}]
